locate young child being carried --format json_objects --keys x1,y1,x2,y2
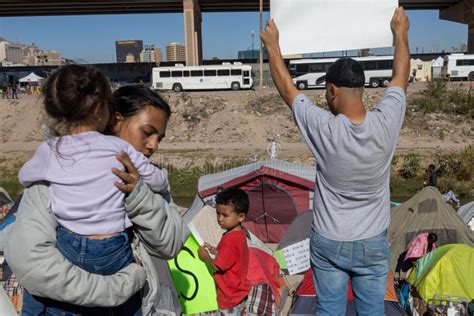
[
  {"x1": 18, "y1": 64, "x2": 169, "y2": 315},
  {"x1": 198, "y1": 188, "x2": 251, "y2": 315}
]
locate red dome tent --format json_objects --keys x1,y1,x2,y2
[{"x1": 183, "y1": 159, "x2": 316, "y2": 243}]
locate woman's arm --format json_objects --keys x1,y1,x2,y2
[
  {"x1": 4, "y1": 183, "x2": 146, "y2": 307},
  {"x1": 115, "y1": 153, "x2": 185, "y2": 259},
  {"x1": 125, "y1": 179, "x2": 185, "y2": 259}
]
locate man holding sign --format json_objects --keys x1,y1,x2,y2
[{"x1": 261, "y1": 7, "x2": 410, "y2": 315}]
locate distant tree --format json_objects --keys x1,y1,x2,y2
[
  {"x1": 358, "y1": 49, "x2": 370, "y2": 57},
  {"x1": 451, "y1": 43, "x2": 467, "y2": 53},
  {"x1": 212, "y1": 56, "x2": 220, "y2": 60}
]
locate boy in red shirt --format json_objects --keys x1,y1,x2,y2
[{"x1": 198, "y1": 188, "x2": 251, "y2": 315}]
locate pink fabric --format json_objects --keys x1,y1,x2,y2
[{"x1": 404, "y1": 233, "x2": 436, "y2": 261}]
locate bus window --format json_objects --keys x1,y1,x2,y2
[
  {"x1": 191, "y1": 70, "x2": 203, "y2": 77},
  {"x1": 376, "y1": 60, "x2": 392, "y2": 70},
  {"x1": 243, "y1": 70, "x2": 250, "y2": 77},
  {"x1": 309, "y1": 63, "x2": 325, "y2": 73},
  {"x1": 362, "y1": 61, "x2": 376, "y2": 70},
  {"x1": 183, "y1": 70, "x2": 190, "y2": 77},
  {"x1": 326, "y1": 63, "x2": 334, "y2": 71},
  {"x1": 204, "y1": 70, "x2": 217, "y2": 76},
  {"x1": 171, "y1": 71, "x2": 182, "y2": 77},
  {"x1": 231, "y1": 69, "x2": 242, "y2": 76},
  {"x1": 160, "y1": 71, "x2": 171, "y2": 78},
  {"x1": 218, "y1": 69, "x2": 230, "y2": 76},
  {"x1": 289, "y1": 64, "x2": 297, "y2": 77},
  {"x1": 456, "y1": 59, "x2": 474, "y2": 66},
  {"x1": 296, "y1": 64, "x2": 309, "y2": 75}
]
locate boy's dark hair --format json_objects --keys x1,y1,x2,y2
[
  {"x1": 428, "y1": 164, "x2": 436, "y2": 171},
  {"x1": 111, "y1": 84, "x2": 171, "y2": 119},
  {"x1": 215, "y1": 188, "x2": 249, "y2": 215},
  {"x1": 43, "y1": 64, "x2": 112, "y2": 136},
  {"x1": 326, "y1": 58, "x2": 365, "y2": 88}
]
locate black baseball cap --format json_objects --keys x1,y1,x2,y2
[{"x1": 325, "y1": 58, "x2": 365, "y2": 88}]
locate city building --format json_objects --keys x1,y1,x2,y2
[
  {"x1": 125, "y1": 53, "x2": 136, "y2": 63},
  {"x1": 116, "y1": 40, "x2": 143, "y2": 63},
  {"x1": 43, "y1": 50, "x2": 63, "y2": 66},
  {"x1": 0, "y1": 39, "x2": 24, "y2": 65},
  {"x1": 22, "y1": 45, "x2": 42, "y2": 65},
  {"x1": 0, "y1": 38, "x2": 65, "y2": 66},
  {"x1": 237, "y1": 48, "x2": 269, "y2": 60},
  {"x1": 140, "y1": 45, "x2": 162, "y2": 63},
  {"x1": 166, "y1": 42, "x2": 185, "y2": 62}
]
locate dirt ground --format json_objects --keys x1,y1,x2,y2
[{"x1": 0, "y1": 82, "x2": 472, "y2": 170}]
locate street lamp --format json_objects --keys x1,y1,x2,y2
[{"x1": 251, "y1": 30, "x2": 255, "y2": 61}]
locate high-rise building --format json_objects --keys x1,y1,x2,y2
[
  {"x1": 166, "y1": 43, "x2": 185, "y2": 62},
  {"x1": 116, "y1": 40, "x2": 143, "y2": 63},
  {"x1": 140, "y1": 45, "x2": 162, "y2": 63},
  {"x1": 0, "y1": 39, "x2": 24, "y2": 65}
]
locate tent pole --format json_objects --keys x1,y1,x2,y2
[{"x1": 259, "y1": 0, "x2": 263, "y2": 96}]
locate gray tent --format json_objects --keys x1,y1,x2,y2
[
  {"x1": 458, "y1": 201, "x2": 474, "y2": 230},
  {"x1": 388, "y1": 187, "x2": 474, "y2": 270},
  {"x1": 0, "y1": 187, "x2": 12, "y2": 207}
]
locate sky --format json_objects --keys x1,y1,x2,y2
[{"x1": 0, "y1": 10, "x2": 468, "y2": 63}]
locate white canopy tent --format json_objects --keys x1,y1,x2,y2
[{"x1": 19, "y1": 72, "x2": 45, "y2": 83}]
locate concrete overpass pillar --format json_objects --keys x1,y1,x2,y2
[
  {"x1": 440, "y1": 0, "x2": 474, "y2": 53},
  {"x1": 469, "y1": 23, "x2": 474, "y2": 53},
  {"x1": 183, "y1": 0, "x2": 202, "y2": 66}
]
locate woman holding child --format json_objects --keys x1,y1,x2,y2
[{"x1": 5, "y1": 65, "x2": 184, "y2": 315}]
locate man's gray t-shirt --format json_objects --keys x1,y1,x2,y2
[{"x1": 292, "y1": 87, "x2": 406, "y2": 241}]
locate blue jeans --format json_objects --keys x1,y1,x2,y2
[
  {"x1": 310, "y1": 230, "x2": 389, "y2": 316},
  {"x1": 22, "y1": 226, "x2": 142, "y2": 316}
]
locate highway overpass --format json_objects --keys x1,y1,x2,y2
[{"x1": 0, "y1": 0, "x2": 471, "y2": 64}]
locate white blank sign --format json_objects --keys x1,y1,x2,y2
[{"x1": 270, "y1": 0, "x2": 398, "y2": 55}]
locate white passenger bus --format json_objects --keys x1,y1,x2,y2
[
  {"x1": 152, "y1": 62, "x2": 253, "y2": 92},
  {"x1": 442, "y1": 54, "x2": 474, "y2": 81},
  {"x1": 289, "y1": 56, "x2": 394, "y2": 89}
]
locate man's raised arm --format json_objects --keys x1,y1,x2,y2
[
  {"x1": 260, "y1": 19, "x2": 300, "y2": 108},
  {"x1": 389, "y1": 7, "x2": 410, "y2": 92}
]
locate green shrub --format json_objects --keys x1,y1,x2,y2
[
  {"x1": 410, "y1": 79, "x2": 474, "y2": 117},
  {"x1": 399, "y1": 153, "x2": 422, "y2": 179},
  {"x1": 434, "y1": 146, "x2": 473, "y2": 182}
]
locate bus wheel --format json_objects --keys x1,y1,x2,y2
[
  {"x1": 172, "y1": 83, "x2": 183, "y2": 92},
  {"x1": 231, "y1": 82, "x2": 240, "y2": 91},
  {"x1": 369, "y1": 79, "x2": 380, "y2": 88},
  {"x1": 382, "y1": 79, "x2": 390, "y2": 87},
  {"x1": 297, "y1": 81, "x2": 307, "y2": 90},
  {"x1": 469, "y1": 72, "x2": 474, "y2": 81}
]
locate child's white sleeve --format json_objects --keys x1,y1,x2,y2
[
  {"x1": 18, "y1": 141, "x2": 51, "y2": 187},
  {"x1": 126, "y1": 145, "x2": 169, "y2": 193}
]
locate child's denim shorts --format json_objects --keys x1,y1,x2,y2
[{"x1": 56, "y1": 225, "x2": 134, "y2": 275}]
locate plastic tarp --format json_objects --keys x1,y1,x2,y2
[{"x1": 412, "y1": 244, "x2": 474, "y2": 302}]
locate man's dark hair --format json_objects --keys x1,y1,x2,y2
[
  {"x1": 215, "y1": 188, "x2": 249, "y2": 215},
  {"x1": 326, "y1": 57, "x2": 365, "y2": 88},
  {"x1": 428, "y1": 164, "x2": 436, "y2": 171}
]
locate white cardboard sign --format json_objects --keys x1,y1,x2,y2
[
  {"x1": 282, "y1": 238, "x2": 310, "y2": 275},
  {"x1": 270, "y1": 0, "x2": 398, "y2": 55}
]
